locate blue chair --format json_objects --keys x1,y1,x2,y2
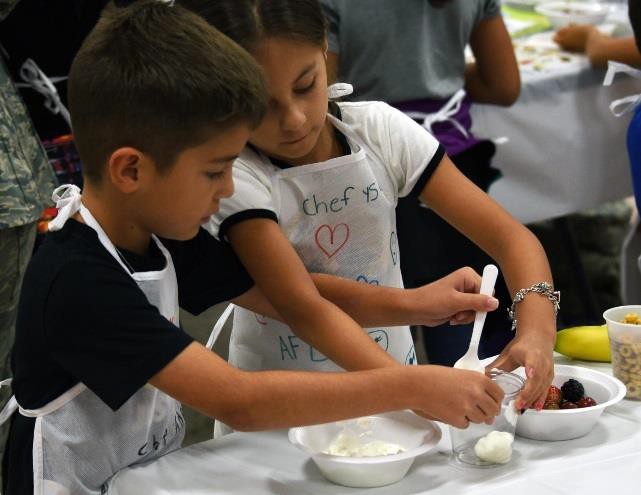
[{"x1": 621, "y1": 105, "x2": 641, "y2": 304}]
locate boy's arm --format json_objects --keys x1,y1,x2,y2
[
  {"x1": 149, "y1": 341, "x2": 504, "y2": 430},
  {"x1": 233, "y1": 267, "x2": 499, "y2": 328},
  {"x1": 419, "y1": 155, "x2": 556, "y2": 410},
  {"x1": 465, "y1": 15, "x2": 520, "y2": 106},
  {"x1": 227, "y1": 218, "x2": 399, "y2": 370}
]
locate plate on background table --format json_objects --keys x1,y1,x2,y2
[{"x1": 505, "y1": 0, "x2": 549, "y2": 10}]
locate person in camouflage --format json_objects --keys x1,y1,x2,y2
[{"x1": 0, "y1": 0, "x2": 56, "y2": 479}]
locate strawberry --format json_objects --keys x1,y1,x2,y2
[
  {"x1": 576, "y1": 397, "x2": 597, "y2": 408},
  {"x1": 545, "y1": 385, "x2": 562, "y2": 405},
  {"x1": 560, "y1": 401, "x2": 578, "y2": 409}
]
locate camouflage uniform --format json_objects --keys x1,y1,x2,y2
[{"x1": 0, "y1": 0, "x2": 57, "y2": 479}]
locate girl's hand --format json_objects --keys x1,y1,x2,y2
[
  {"x1": 410, "y1": 267, "x2": 499, "y2": 327},
  {"x1": 554, "y1": 24, "x2": 599, "y2": 53},
  {"x1": 485, "y1": 332, "x2": 555, "y2": 411}
]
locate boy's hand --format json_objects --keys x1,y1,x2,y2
[
  {"x1": 485, "y1": 333, "x2": 554, "y2": 411},
  {"x1": 410, "y1": 267, "x2": 499, "y2": 327},
  {"x1": 413, "y1": 366, "x2": 504, "y2": 428},
  {"x1": 554, "y1": 24, "x2": 599, "y2": 53}
]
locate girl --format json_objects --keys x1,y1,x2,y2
[
  {"x1": 180, "y1": 0, "x2": 555, "y2": 411},
  {"x1": 322, "y1": 0, "x2": 520, "y2": 365}
]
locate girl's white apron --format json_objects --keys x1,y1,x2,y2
[{"x1": 228, "y1": 115, "x2": 417, "y2": 373}]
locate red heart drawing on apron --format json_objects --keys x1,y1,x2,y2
[{"x1": 315, "y1": 223, "x2": 350, "y2": 258}]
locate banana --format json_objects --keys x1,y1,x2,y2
[{"x1": 554, "y1": 325, "x2": 611, "y2": 362}]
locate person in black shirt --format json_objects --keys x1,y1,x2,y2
[{"x1": 2, "y1": 3, "x2": 508, "y2": 493}]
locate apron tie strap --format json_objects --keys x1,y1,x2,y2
[
  {"x1": 18, "y1": 59, "x2": 71, "y2": 127},
  {"x1": 206, "y1": 304, "x2": 235, "y2": 350},
  {"x1": 48, "y1": 184, "x2": 82, "y2": 232},
  {"x1": 0, "y1": 379, "x2": 17, "y2": 425},
  {"x1": 328, "y1": 82, "x2": 353, "y2": 100},
  {"x1": 603, "y1": 61, "x2": 641, "y2": 117},
  {"x1": 405, "y1": 89, "x2": 470, "y2": 139}
]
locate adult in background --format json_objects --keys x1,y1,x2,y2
[
  {"x1": 0, "y1": 0, "x2": 56, "y2": 482},
  {"x1": 321, "y1": 0, "x2": 520, "y2": 365}
]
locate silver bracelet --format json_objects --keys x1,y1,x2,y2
[{"x1": 507, "y1": 282, "x2": 560, "y2": 331}]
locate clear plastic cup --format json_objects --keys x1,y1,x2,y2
[
  {"x1": 603, "y1": 305, "x2": 641, "y2": 401},
  {"x1": 450, "y1": 370, "x2": 524, "y2": 468}
]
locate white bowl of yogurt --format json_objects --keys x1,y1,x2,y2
[{"x1": 288, "y1": 410, "x2": 441, "y2": 488}]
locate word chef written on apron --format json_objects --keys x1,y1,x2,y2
[
  {"x1": 0, "y1": 185, "x2": 185, "y2": 495},
  {"x1": 228, "y1": 114, "x2": 417, "y2": 373}
]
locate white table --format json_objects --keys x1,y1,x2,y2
[
  {"x1": 471, "y1": 31, "x2": 637, "y2": 224},
  {"x1": 108, "y1": 357, "x2": 641, "y2": 494}
]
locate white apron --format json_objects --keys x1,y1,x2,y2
[
  {"x1": 228, "y1": 113, "x2": 417, "y2": 373},
  {"x1": 0, "y1": 185, "x2": 185, "y2": 495}
]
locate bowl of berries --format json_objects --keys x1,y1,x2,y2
[{"x1": 515, "y1": 364, "x2": 626, "y2": 441}]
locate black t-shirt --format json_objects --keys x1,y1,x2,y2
[{"x1": 2, "y1": 220, "x2": 253, "y2": 494}]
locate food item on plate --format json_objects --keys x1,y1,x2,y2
[
  {"x1": 545, "y1": 385, "x2": 562, "y2": 405},
  {"x1": 621, "y1": 312, "x2": 641, "y2": 325},
  {"x1": 325, "y1": 430, "x2": 405, "y2": 457},
  {"x1": 561, "y1": 378, "x2": 584, "y2": 402},
  {"x1": 537, "y1": 380, "x2": 598, "y2": 409},
  {"x1": 576, "y1": 397, "x2": 598, "y2": 408},
  {"x1": 554, "y1": 325, "x2": 611, "y2": 362},
  {"x1": 473, "y1": 431, "x2": 514, "y2": 464}
]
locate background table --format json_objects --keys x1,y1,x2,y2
[
  {"x1": 471, "y1": 8, "x2": 637, "y2": 224},
  {"x1": 107, "y1": 358, "x2": 641, "y2": 495}
]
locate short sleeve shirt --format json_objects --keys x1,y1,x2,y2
[
  {"x1": 321, "y1": 0, "x2": 501, "y2": 102},
  {"x1": 207, "y1": 101, "x2": 444, "y2": 240}
]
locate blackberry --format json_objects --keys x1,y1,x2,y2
[{"x1": 561, "y1": 379, "x2": 585, "y2": 402}]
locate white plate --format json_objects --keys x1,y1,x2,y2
[{"x1": 535, "y1": 1, "x2": 609, "y2": 28}]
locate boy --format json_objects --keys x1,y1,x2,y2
[{"x1": 1, "y1": 2, "x2": 503, "y2": 493}]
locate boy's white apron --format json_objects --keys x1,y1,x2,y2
[
  {"x1": 0, "y1": 185, "x2": 184, "y2": 495},
  {"x1": 228, "y1": 114, "x2": 417, "y2": 373}
]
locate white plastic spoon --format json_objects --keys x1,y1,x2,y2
[{"x1": 453, "y1": 264, "x2": 499, "y2": 373}]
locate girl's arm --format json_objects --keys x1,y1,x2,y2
[
  {"x1": 150, "y1": 341, "x2": 504, "y2": 430},
  {"x1": 227, "y1": 217, "x2": 399, "y2": 370},
  {"x1": 466, "y1": 15, "x2": 520, "y2": 106},
  {"x1": 419, "y1": 156, "x2": 556, "y2": 410},
  {"x1": 554, "y1": 26, "x2": 641, "y2": 68},
  {"x1": 234, "y1": 266, "x2": 499, "y2": 328}
]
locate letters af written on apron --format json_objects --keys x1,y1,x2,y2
[
  {"x1": 0, "y1": 185, "x2": 185, "y2": 495},
  {"x1": 228, "y1": 115, "x2": 417, "y2": 372}
]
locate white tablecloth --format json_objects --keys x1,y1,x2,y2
[
  {"x1": 108, "y1": 358, "x2": 641, "y2": 494},
  {"x1": 471, "y1": 34, "x2": 637, "y2": 224}
]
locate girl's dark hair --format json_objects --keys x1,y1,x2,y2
[{"x1": 178, "y1": 0, "x2": 327, "y2": 51}]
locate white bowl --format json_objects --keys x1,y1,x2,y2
[
  {"x1": 514, "y1": 364, "x2": 626, "y2": 441},
  {"x1": 535, "y1": 1, "x2": 608, "y2": 28},
  {"x1": 288, "y1": 410, "x2": 441, "y2": 488}
]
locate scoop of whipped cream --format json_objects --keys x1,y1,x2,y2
[
  {"x1": 325, "y1": 429, "x2": 405, "y2": 457},
  {"x1": 474, "y1": 430, "x2": 514, "y2": 464}
]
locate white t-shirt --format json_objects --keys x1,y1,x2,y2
[{"x1": 208, "y1": 101, "x2": 444, "y2": 240}]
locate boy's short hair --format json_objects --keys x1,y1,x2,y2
[{"x1": 68, "y1": 0, "x2": 268, "y2": 183}]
